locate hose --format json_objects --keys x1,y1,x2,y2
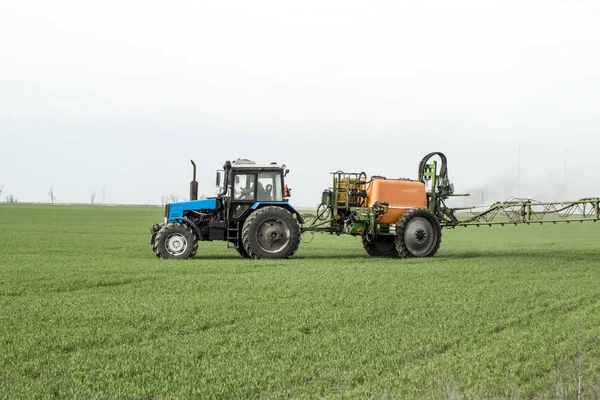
[{"x1": 418, "y1": 152, "x2": 448, "y2": 184}]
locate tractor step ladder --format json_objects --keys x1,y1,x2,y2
[{"x1": 226, "y1": 221, "x2": 241, "y2": 249}]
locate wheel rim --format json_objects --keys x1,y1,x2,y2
[
  {"x1": 256, "y1": 218, "x2": 291, "y2": 254},
  {"x1": 404, "y1": 216, "x2": 437, "y2": 256},
  {"x1": 165, "y1": 233, "x2": 188, "y2": 256}
]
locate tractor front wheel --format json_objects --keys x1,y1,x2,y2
[
  {"x1": 153, "y1": 223, "x2": 198, "y2": 259},
  {"x1": 395, "y1": 208, "x2": 442, "y2": 258},
  {"x1": 242, "y1": 206, "x2": 301, "y2": 259}
]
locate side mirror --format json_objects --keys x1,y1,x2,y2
[{"x1": 216, "y1": 170, "x2": 222, "y2": 187}]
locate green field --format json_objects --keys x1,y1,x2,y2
[{"x1": 1, "y1": 204, "x2": 600, "y2": 399}]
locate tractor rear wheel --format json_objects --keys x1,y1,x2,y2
[
  {"x1": 242, "y1": 206, "x2": 301, "y2": 259},
  {"x1": 362, "y1": 235, "x2": 398, "y2": 257},
  {"x1": 153, "y1": 223, "x2": 198, "y2": 260},
  {"x1": 395, "y1": 208, "x2": 442, "y2": 258}
]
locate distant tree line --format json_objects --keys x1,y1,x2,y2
[
  {"x1": 0, "y1": 184, "x2": 207, "y2": 206},
  {"x1": 160, "y1": 194, "x2": 206, "y2": 205},
  {"x1": 1, "y1": 186, "x2": 18, "y2": 203}
]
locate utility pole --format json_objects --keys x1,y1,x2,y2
[
  {"x1": 564, "y1": 148, "x2": 567, "y2": 197},
  {"x1": 518, "y1": 141, "x2": 521, "y2": 197},
  {"x1": 481, "y1": 191, "x2": 484, "y2": 213}
]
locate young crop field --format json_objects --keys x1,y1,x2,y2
[{"x1": 1, "y1": 204, "x2": 600, "y2": 399}]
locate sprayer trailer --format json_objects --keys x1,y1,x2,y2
[{"x1": 149, "y1": 152, "x2": 600, "y2": 260}]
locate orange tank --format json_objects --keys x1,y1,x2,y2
[{"x1": 366, "y1": 178, "x2": 427, "y2": 224}]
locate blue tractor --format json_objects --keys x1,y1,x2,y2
[{"x1": 149, "y1": 158, "x2": 304, "y2": 259}]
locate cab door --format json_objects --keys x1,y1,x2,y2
[{"x1": 229, "y1": 172, "x2": 257, "y2": 220}]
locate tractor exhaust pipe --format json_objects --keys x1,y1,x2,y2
[{"x1": 190, "y1": 160, "x2": 198, "y2": 201}]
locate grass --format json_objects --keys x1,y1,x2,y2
[{"x1": 1, "y1": 204, "x2": 600, "y2": 399}]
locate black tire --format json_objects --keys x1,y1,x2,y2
[
  {"x1": 236, "y1": 245, "x2": 251, "y2": 258},
  {"x1": 153, "y1": 222, "x2": 198, "y2": 260},
  {"x1": 242, "y1": 206, "x2": 301, "y2": 259},
  {"x1": 362, "y1": 235, "x2": 399, "y2": 257},
  {"x1": 395, "y1": 208, "x2": 442, "y2": 258}
]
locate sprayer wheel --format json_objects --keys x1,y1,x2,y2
[
  {"x1": 242, "y1": 206, "x2": 301, "y2": 259},
  {"x1": 153, "y1": 223, "x2": 198, "y2": 260},
  {"x1": 395, "y1": 208, "x2": 442, "y2": 258},
  {"x1": 236, "y1": 245, "x2": 251, "y2": 258},
  {"x1": 361, "y1": 235, "x2": 399, "y2": 257}
]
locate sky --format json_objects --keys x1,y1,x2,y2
[{"x1": 1, "y1": 0, "x2": 599, "y2": 208}]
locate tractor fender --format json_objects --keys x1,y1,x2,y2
[{"x1": 250, "y1": 202, "x2": 305, "y2": 224}]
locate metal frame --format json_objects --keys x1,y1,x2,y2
[
  {"x1": 331, "y1": 171, "x2": 368, "y2": 210},
  {"x1": 445, "y1": 198, "x2": 600, "y2": 227}
]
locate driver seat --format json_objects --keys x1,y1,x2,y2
[{"x1": 257, "y1": 182, "x2": 269, "y2": 201}]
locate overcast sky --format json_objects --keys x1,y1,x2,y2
[{"x1": 1, "y1": 0, "x2": 599, "y2": 207}]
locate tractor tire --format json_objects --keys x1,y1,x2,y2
[
  {"x1": 153, "y1": 222, "x2": 198, "y2": 260},
  {"x1": 395, "y1": 208, "x2": 442, "y2": 258},
  {"x1": 236, "y1": 245, "x2": 251, "y2": 258},
  {"x1": 361, "y1": 235, "x2": 399, "y2": 257},
  {"x1": 242, "y1": 206, "x2": 301, "y2": 259}
]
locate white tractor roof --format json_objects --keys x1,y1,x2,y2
[{"x1": 231, "y1": 158, "x2": 284, "y2": 169}]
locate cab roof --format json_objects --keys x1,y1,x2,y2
[{"x1": 230, "y1": 158, "x2": 285, "y2": 170}]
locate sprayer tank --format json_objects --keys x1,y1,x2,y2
[{"x1": 366, "y1": 178, "x2": 427, "y2": 224}]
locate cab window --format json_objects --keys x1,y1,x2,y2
[
  {"x1": 234, "y1": 173, "x2": 256, "y2": 200},
  {"x1": 257, "y1": 171, "x2": 282, "y2": 201}
]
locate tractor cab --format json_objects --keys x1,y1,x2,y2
[
  {"x1": 232, "y1": 168, "x2": 283, "y2": 201},
  {"x1": 229, "y1": 159, "x2": 286, "y2": 202},
  {"x1": 216, "y1": 158, "x2": 291, "y2": 220}
]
